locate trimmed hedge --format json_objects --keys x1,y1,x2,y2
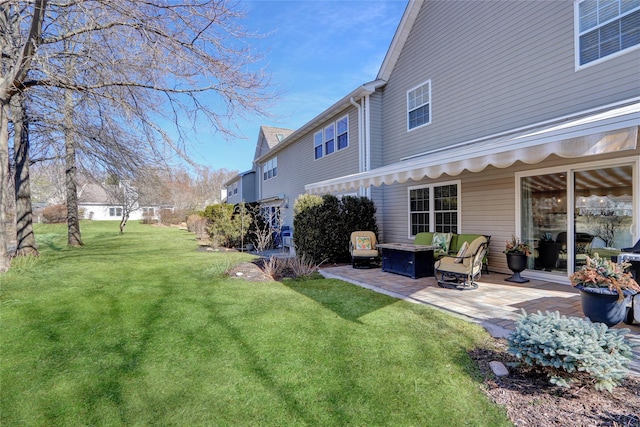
[{"x1": 293, "y1": 194, "x2": 378, "y2": 264}]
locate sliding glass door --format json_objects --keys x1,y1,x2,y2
[
  {"x1": 574, "y1": 165, "x2": 634, "y2": 270},
  {"x1": 521, "y1": 172, "x2": 568, "y2": 276},
  {"x1": 520, "y1": 161, "x2": 637, "y2": 278}
]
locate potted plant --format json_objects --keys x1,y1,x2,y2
[
  {"x1": 504, "y1": 236, "x2": 531, "y2": 283},
  {"x1": 536, "y1": 232, "x2": 562, "y2": 271},
  {"x1": 570, "y1": 253, "x2": 640, "y2": 327}
]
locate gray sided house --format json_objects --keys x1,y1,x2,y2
[
  {"x1": 231, "y1": 0, "x2": 639, "y2": 285},
  {"x1": 303, "y1": 0, "x2": 640, "y2": 284},
  {"x1": 225, "y1": 126, "x2": 294, "y2": 205}
]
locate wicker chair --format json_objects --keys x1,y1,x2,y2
[
  {"x1": 349, "y1": 231, "x2": 380, "y2": 268},
  {"x1": 434, "y1": 236, "x2": 488, "y2": 290}
]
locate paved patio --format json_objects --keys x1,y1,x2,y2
[{"x1": 319, "y1": 265, "x2": 640, "y2": 375}]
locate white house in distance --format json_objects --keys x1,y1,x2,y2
[
  {"x1": 77, "y1": 182, "x2": 166, "y2": 222},
  {"x1": 226, "y1": 0, "x2": 640, "y2": 285}
]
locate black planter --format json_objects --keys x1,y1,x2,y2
[
  {"x1": 576, "y1": 285, "x2": 635, "y2": 327},
  {"x1": 505, "y1": 252, "x2": 529, "y2": 283},
  {"x1": 536, "y1": 241, "x2": 562, "y2": 271}
]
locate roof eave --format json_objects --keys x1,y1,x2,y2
[{"x1": 255, "y1": 80, "x2": 387, "y2": 164}]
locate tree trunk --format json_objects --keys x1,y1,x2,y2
[
  {"x1": 64, "y1": 89, "x2": 82, "y2": 247},
  {"x1": 119, "y1": 213, "x2": 129, "y2": 234},
  {"x1": 11, "y1": 93, "x2": 38, "y2": 256},
  {"x1": 0, "y1": 101, "x2": 11, "y2": 271}
]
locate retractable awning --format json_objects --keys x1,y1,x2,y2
[{"x1": 305, "y1": 101, "x2": 640, "y2": 194}]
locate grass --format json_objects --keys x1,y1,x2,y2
[{"x1": 0, "y1": 221, "x2": 512, "y2": 426}]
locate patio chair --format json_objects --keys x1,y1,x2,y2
[
  {"x1": 434, "y1": 236, "x2": 488, "y2": 290},
  {"x1": 350, "y1": 231, "x2": 380, "y2": 269}
]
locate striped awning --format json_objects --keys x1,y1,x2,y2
[{"x1": 305, "y1": 102, "x2": 640, "y2": 194}]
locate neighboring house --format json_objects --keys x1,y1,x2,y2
[
  {"x1": 225, "y1": 125, "x2": 294, "y2": 206},
  {"x1": 77, "y1": 182, "x2": 167, "y2": 222},
  {"x1": 224, "y1": 170, "x2": 257, "y2": 205},
  {"x1": 232, "y1": 0, "x2": 640, "y2": 285}
]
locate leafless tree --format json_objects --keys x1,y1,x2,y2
[{"x1": 0, "y1": 0, "x2": 275, "y2": 271}]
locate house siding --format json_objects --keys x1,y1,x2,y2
[
  {"x1": 380, "y1": 146, "x2": 640, "y2": 275},
  {"x1": 260, "y1": 106, "x2": 362, "y2": 226},
  {"x1": 380, "y1": 0, "x2": 640, "y2": 164}
]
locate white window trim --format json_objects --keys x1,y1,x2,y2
[
  {"x1": 313, "y1": 115, "x2": 350, "y2": 160},
  {"x1": 407, "y1": 179, "x2": 461, "y2": 239},
  {"x1": 336, "y1": 115, "x2": 349, "y2": 150},
  {"x1": 406, "y1": 79, "x2": 432, "y2": 132},
  {"x1": 574, "y1": 0, "x2": 640, "y2": 71},
  {"x1": 263, "y1": 157, "x2": 277, "y2": 181},
  {"x1": 515, "y1": 156, "x2": 639, "y2": 283},
  {"x1": 314, "y1": 131, "x2": 323, "y2": 159}
]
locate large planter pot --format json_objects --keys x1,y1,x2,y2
[
  {"x1": 536, "y1": 241, "x2": 562, "y2": 271},
  {"x1": 576, "y1": 285, "x2": 636, "y2": 327},
  {"x1": 505, "y1": 252, "x2": 529, "y2": 283}
]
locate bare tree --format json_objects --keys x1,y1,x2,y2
[
  {"x1": 10, "y1": 91, "x2": 38, "y2": 255},
  {"x1": 0, "y1": 0, "x2": 274, "y2": 270}
]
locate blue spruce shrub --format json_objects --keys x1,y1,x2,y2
[{"x1": 507, "y1": 310, "x2": 636, "y2": 391}]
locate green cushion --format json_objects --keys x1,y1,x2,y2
[
  {"x1": 413, "y1": 232, "x2": 434, "y2": 246},
  {"x1": 449, "y1": 234, "x2": 484, "y2": 253}
]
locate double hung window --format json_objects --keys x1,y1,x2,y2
[
  {"x1": 408, "y1": 182, "x2": 459, "y2": 236},
  {"x1": 263, "y1": 157, "x2": 277, "y2": 180},
  {"x1": 407, "y1": 80, "x2": 431, "y2": 131},
  {"x1": 576, "y1": 0, "x2": 640, "y2": 67},
  {"x1": 313, "y1": 115, "x2": 349, "y2": 159}
]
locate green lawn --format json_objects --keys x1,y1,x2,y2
[{"x1": 0, "y1": 221, "x2": 511, "y2": 426}]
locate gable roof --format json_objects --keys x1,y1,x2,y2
[
  {"x1": 77, "y1": 183, "x2": 112, "y2": 204},
  {"x1": 253, "y1": 126, "x2": 295, "y2": 162},
  {"x1": 377, "y1": 0, "x2": 422, "y2": 81}
]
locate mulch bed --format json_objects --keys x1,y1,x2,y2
[{"x1": 470, "y1": 340, "x2": 640, "y2": 426}]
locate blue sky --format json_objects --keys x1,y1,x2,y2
[{"x1": 187, "y1": 0, "x2": 408, "y2": 172}]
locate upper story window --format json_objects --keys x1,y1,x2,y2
[
  {"x1": 314, "y1": 131, "x2": 323, "y2": 159},
  {"x1": 337, "y1": 116, "x2": 349, "y2": 149},
  {"x1": 576, "y1": 0, "x2": 640, "y2": 67},
  {"x1": 313, "y1": 115, "x2": 349, "y2": 159},
  {"x1": 325, "y1": 124, "x2": 335, "y2": 155},
  {"x1": 407, "y1": 80, "x2": 431, "y2": 131},
  {"x1": 263, "y1": 157, "x2": 277, "y2": 181}
]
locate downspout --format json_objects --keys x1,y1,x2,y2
[
  {"x1": 364, "y1": 94, "x2": 372, "y2": 198},
  {"x1": 350, "y1": 97, "x2": 364, "y2": 174}
]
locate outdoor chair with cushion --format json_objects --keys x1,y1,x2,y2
[
  {"x1": 434, "y1": 236, "x2": 488, "y2": 290},
  {"x1": 350, "y1": 231, "x2": 380, "y2": 268}
]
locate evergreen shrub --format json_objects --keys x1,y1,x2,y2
[
  {"x1": 293, "y1": 194, "x2": 378, "y2": 264},
  {"x1": 203, "y1": 204, "x2": 238, "y2": 247},
  {"x1": 507, "y1": 310, "x2": 636, "y2": 391}
]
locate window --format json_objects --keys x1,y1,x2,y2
[
  {"x1": 109, "y1": 207, "x2": 123, "y2": 217},
  {"x1": 408, "y1": 182, "x2": 459, "y2": 237},
  {"x1": 263, "y1": 157, "x2": 277, "y2": 181},
  {"x1": 407, "y1": 80, "x2": 431, "y2": 130},
  {"x1": 325, "y1": 124, "x2": 335, "y2": 155},
  {"x1": 313, "y1": 116, "x2": 349, "y2": 159},
  {"x1": 576, "y1": 0, "x2": 640, "y2": 67},
  {"x1": 314, "y1": 131, "x2": 323, "y2": 159},
  {"x1": 337, "y1": 116, "x2": 348, "y2": 150}
]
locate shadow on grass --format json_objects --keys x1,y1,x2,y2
[{"x1": 282, "y1": 278, "x2": 396, "y2": 322}]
